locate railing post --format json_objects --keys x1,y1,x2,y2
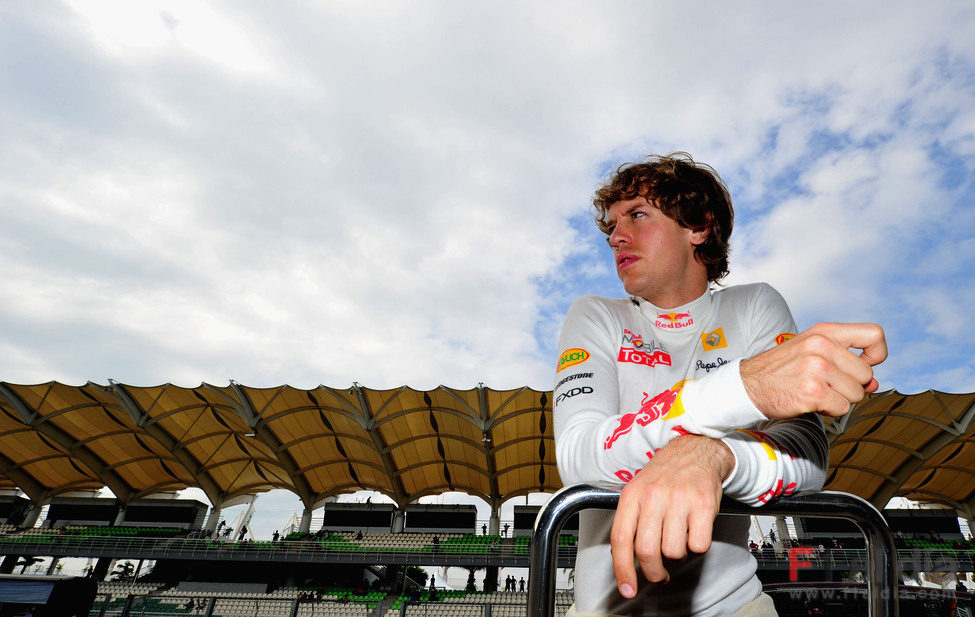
[{"x1": 527, "y1": 484, "x2": 899, "y2": 617}]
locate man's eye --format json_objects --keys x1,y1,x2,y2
[{"x1": 631, "y1": 211, "x2": 645, "y2": 219}]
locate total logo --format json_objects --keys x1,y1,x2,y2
[
  {"x1": 603, "y1": 380, "x2": 688, "y2": 450},
  {"x1": 655, "y1": 312, "x2": 693, "y2": 329},
  {"x1": 618, "y1": 329, "x2": 671, "y2": 367},
  {"x1": 775, "y1": 332, "x2": 796, "y2": 345},
  {"x1": 557, "y1": 348, "x2": 590, "y2": 372}
]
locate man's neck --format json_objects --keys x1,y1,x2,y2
[{"x1": 642, "y1": 279, "x2": 709, "y2": 309}]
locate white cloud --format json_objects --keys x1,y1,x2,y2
[{"x1": 1, "y1": 0, "x2": 975, "y2": 531}]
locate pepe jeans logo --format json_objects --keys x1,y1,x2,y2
[{"x1": 557, "y1": 348, "x2": 590, "y2": 372}]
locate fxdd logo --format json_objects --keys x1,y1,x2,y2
[
  {"x1": 555, "y1": 386, "x2": 593, "y2": 404},
  {"x1": 557, "y1": 348, "x2": 590, "y2": 372}
]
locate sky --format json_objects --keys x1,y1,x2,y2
[{"x1": 2, "y1": 1, "x2": 975, "y2": 554}]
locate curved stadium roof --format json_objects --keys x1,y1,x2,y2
[
  {"x1": 0, "y1": 381, "x2": 972, "y2": 514},
  {"x1": 0, "y1": 381, "x2": 556, "y2": 509}
]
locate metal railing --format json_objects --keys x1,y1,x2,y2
[{"x1": 527, "y1": 484, "x2": 899, "y2": 617}]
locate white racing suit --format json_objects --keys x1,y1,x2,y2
[{"x1": 554, "y1": 283, "x2": 828, "y2": 616}]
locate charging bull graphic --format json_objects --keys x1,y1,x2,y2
[{"x1": 603, "y1": 380, "x2": 688, "y2": 450}]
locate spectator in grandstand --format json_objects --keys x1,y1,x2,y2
[
  {"x1": 554, "y1": 153, "x2": 886, "y2": 616},
  {"x1": 520, "y1": 577, "x2": 526, "y2": 592},
  {"x1": 272, "y1": 530, "x2": 279, "y2": 542},
  {"x1": 482, "y1": 523, "x2": 488, "y2": 535},
  {"x1": 503, "y1": 523, "x2": 509, "y2": 537}
]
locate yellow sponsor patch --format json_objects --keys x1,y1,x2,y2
[
  {"x1": 557, "y1": 348, "x2": 590, "y2": 372},
  {"x1": 661, "y1": 379, "x2": 689, "y2": 420},
  {"x1": 739, "y1": 429, "x2": 777, "y2": 461},
  {"x1": 700, "y1": 327, "x2": 728, "y2": 351}
]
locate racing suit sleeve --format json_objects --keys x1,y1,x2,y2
[
  {"x1": 553, "y1": 295, "x2": 630, "y2": 486},
  {"x1": 717, "y1": 285, "x2": 828, "y2": 505}
]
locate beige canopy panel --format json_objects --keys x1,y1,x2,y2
[
  {"x1": 0, "y1": 381, "x2": 557, "y2": 509},
  {"x1": 823, "y1": 389, "x2": 975, "y2": 514},
  {"x1": 1, "y1": 381, "x2": 972, "y2": 513}
]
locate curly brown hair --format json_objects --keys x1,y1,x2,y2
[{"x1": 593, "y1": 152, "x2": 733, "y2": 282}]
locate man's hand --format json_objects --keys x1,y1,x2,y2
[
  {"x1": 610, "y1": 435, "x2": 734, "y2": 598},
  {"x1": 741, "y1": 322, "x2": 887, "y2": 419}
]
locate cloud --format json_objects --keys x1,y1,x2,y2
[{"x1": 2, "y1": 0, "x2": 975, "y2": 542}]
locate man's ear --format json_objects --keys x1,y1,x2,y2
[{"x1": 689, "y1": 214, "x2": 711, "y2": 246}]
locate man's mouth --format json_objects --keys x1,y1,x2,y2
[{"x1": 617, "y1": 253, "x2": 637, "y2": 269}]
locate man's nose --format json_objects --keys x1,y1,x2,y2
[{"x1": 609, "y1": 224, "x2": 628, "y2": 247}]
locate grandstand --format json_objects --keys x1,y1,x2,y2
[{"x1": 1, "y1": 381, "x2": 974, "y2": 616}]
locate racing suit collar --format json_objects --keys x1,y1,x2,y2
[{"x1": 631, "y1": 285, "x2": 713, "y2": 331}]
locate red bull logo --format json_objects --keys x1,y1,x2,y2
[
  {"x1": 775, "y1": 332, "x2": 796, "y2": 345},
  {"x1": 655, "y1": 312, "x2": 693, "y2": 329},
  {"x1": 557, "y1": 348, "x2": 590, "y2": 372},
  {"x1": 603, "y1": 381, "x2": 688, "y2": 450}
]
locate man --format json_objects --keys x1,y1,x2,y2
[{"x1": 553, "y1": 153, "x2": 886, "y2": 616}]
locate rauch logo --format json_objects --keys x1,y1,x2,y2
[{"x1": 557, "y1": 348, "x2": 590, "y2": 372}]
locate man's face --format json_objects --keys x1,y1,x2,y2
[{"x1": 606, "y1": 195, "x2": 707, "y2": 307}]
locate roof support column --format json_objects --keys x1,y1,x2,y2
[
  {"x1": 20, "y1": 504, "x2": 43, "y2": 529},
  {"x1": 113, "y1": 506, "x2": 126, "y2": 526},
  {"x1": 299, "y1": 506, "x2": 312, "y2": 534},
  {"x1": 392, "y1": 508, "x2": 405, "y2": 533},
  {"x1": 489, "y1": 502, "x2": 500, "y2": 536},
  {"x1": 204, "y1": 504, "x2": 222, "y2": 535},
  {"x1": 775, "y1": 516, "x2": 790, "y2": 542}
]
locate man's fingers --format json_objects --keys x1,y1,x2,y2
[
  {"x1": 634, "y1": 502, "x2": 668, "y2": 584},
  {"x1": 686, "y1": 504, "x2": 715, "y2": 555},
  {"x1": 814, "y1": 322, "x2": 887, "y2": 367},
  {"x1": 610, "y1": 498, "x2": 640, "y2": 598},
  {"x1": 830, "y1": 346, "x2": 876, "y2": 388},
  {"x1": 824, "y1": 366, "x2": 869, "y2": 407},
  {"x1": 660, "y1": 507, "x2": 689, "y2": 562}
]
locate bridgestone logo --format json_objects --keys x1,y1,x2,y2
[{"x1": 555, "y1": 372, "x2": 593, "y2": 391}]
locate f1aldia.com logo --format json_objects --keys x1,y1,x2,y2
[{"x1": 557, "y1": 348, "x2": 590, "y2": 372}]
